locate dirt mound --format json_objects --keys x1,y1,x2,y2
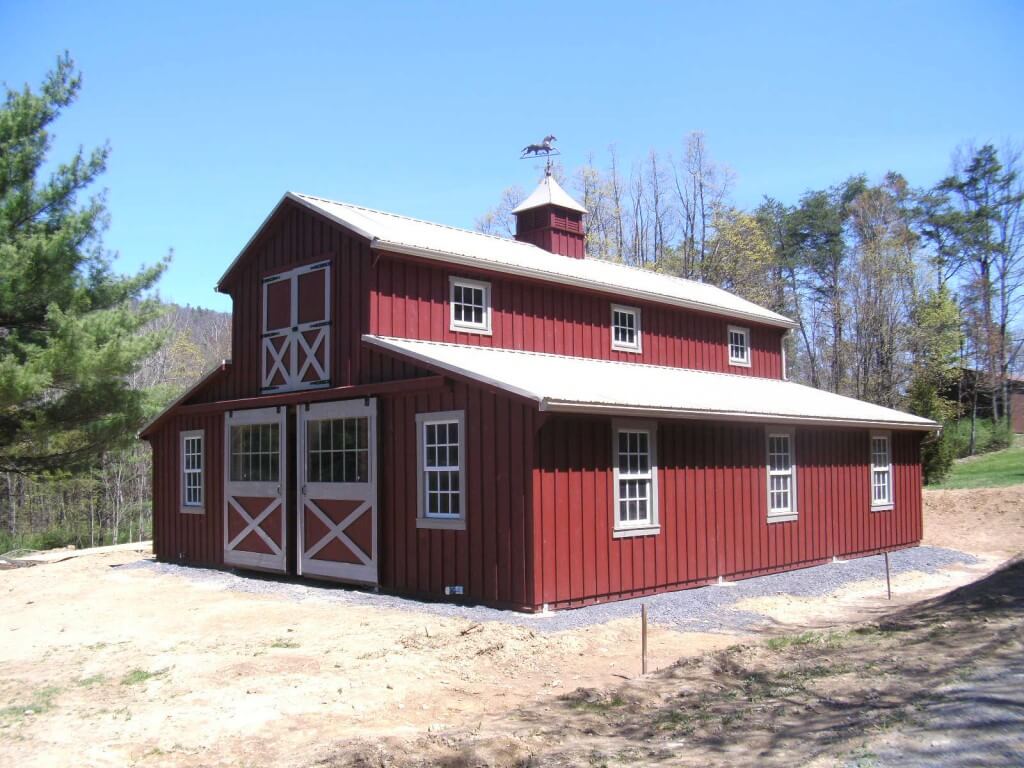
[{"x1": 923, "y1": 484, "x2": 1024, "y2": 558}]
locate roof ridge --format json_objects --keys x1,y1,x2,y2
[
  {"x1": 293, "y1": 193, "x2": 786, "y2": 322},
  {"x1": 292, "y1": 192, "x2": 538, "y2": 248},
  {"x1": 367, "y1": 335, "x2": 798, "y2": 385}
]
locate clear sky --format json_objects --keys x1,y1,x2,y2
[{"x1": 3, "y1": 1, "x2": 1022, "y2": 311}]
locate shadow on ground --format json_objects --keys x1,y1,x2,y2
[{"x1": 325, "y1": 558, "x2": 1024, "y2": 767}]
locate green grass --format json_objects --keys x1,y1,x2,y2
[
  {"x1": 929, "y1": 441, "x2": 1024, "y2": 489},
  {"x1": 120, "y1": 668, "x2": 167, "y2": 686},
  {"x1": 0, "y1": 686, "x2": 61, "y2": 722}
]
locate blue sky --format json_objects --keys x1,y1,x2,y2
[{"x1": 3, "y1": 1, "x2": 1022, "y2": 311}]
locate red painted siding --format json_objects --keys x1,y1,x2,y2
[
  {"x1": 531, "y1": 416, "x2": 923, "y2": 609},
  {"x1": 369, "y1": 253, "x2": 785, "y2": 377},
  {"x1": 149, "y1": 411, "x2": 226, "y2": 567},
  {"x1": 376, "y1": 381, "x2": 536, "y2": 608}
]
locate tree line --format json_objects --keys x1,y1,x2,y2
[{"x1": 480, "y1": 133, "x2": 1024, "y2": 480}]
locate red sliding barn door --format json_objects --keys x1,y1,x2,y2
[
  {"x1": 262, "y1": 261, "x2": 331, "y2": 393},
  {"x1": 297, "y1": 399, "x2": 378, "y2": 584},
  {"x1": 223, "y1": 407, "x2": 288, "y2": 572}
]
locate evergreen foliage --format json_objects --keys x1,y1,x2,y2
[{"x1": 0, "y1": 54, "x2": 166, "y2": 474}]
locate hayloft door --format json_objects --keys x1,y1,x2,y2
[
  {"x1": 297, "y1": 399, "x2": 378, "y2": 584},
  {"x1": 223, "y1": 407, "x2": 288, "y2": 572},
  {"x1": 261, "y1": 261, "x2": 331, "y2": 393}
]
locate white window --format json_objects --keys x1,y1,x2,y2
[
  {"x1": 449, "y1": 277, "x2": 491, "y2": 334},
  {"x1": 611, "y1": 304, "x2": 642, "y2": 352},
  {"x1": 766, "y1": 429, "x2": 797, "y2": 522},
  {"x1": 181, "y1": 430, "x2": 204, "y2": 513},
  {"x1": 612, "y1": 421, "x2": 659, "y2": 537},
  {"x1": 729, "y1": 325, "x2": 751, "y2": 366},
  {"x1": 870, "y1": 432, "x2": 893, "y2": 509},
  {"x1": 416, "y1": 410, "x2": 466, "y2": 529}
]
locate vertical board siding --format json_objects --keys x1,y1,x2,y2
[
  {"x1": 193, "y1": 201, "x2": 375, "y2": 403},
  {"x1": 532, "y1": 417, "x2": 924, "y2": 610},
  {"x1": 149, "y1": 412, "x2": 225, "y2": 568},
  {"x1": 369, "y1": 254, "x2": 785, "y2": 378},
  {"x1": 376, "y1": 382, "x2": 535, "y2": 609}
]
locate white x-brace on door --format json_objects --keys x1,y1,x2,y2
[
  {"x1": 297, "y1": 398, "x2": 378, "y2": 583},
  {"x1": 223, "y1": 406, "x2": 288, "y2": 572}
]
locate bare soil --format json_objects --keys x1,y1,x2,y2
[{"x1": 1, "y1": 484, "x2": 1021, "y2": 768}]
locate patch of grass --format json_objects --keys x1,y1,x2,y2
[
  {"x1": 120, "y1": 668, "x2": 167, "y2": 686},
  {"x1": 930, "y1": 441, "x2": 1024, "y2": 489},
  {"x1": 0, "y1": 686, "x2": 61, "y2": 722},
  {"x1": 765, "y1": 631, "x2": 820, "y2": 650},
  {"x1": 564, "y1": 694, "x2": 626, "y2": 712},
  {"x1": 270, "y1": 639, "x2": 300, "y2": 649},
  {"x1": 76, "y1": 674, "x2": 107, "y2": 688}
]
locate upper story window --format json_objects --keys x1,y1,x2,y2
[
  {"x1": 612, "y1": 421, "x2": 659, "y2": 537},
  {"x1": 611, "y1": 304, "x2": 642, "y2": 353},
  {"x1": 728, "y1": 325, "x2": 751, "y2": 367},
  {"x1": 262, "y1": 261, "x2": 331, "y2": 393},
  {"x1": 870, "y1": 432, "x2": 893, "y2": 510},
  {"x1": 181, "y1": 430, "x2": 204, "y2": 513},
  {"x1": 766, "y1": 428, "x2": 797, "y2": 522},
  {"x1": 449, "y1": 277, "x2": 491, "y2": 335},
  {"x1": 416, "y1": 410, "x2": 466, "y2": 530}
]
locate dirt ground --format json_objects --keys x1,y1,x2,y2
[{"x1": 1, "y1": 485, "x2": 1021, "y2": 768}]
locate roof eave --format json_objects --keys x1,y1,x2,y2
[
  {"x1": 371, "y1": 240, "x2": 798, "y2": 330},
  {"x1": 138, "y1": 360, "x2": 232, "y2": 439},
  {"x1": 539, "y1": 399, "x2": 940, "y2": 431}
]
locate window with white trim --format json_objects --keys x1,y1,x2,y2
[
  {"x1": 181, "y1": 430, "x2": 204, "y2": 512},
  {"x1": 766, "y1": 429, "x2": 796, "y2": 521},
  {"x1": 611, "y1": 304, "x2": 642, "y2": 352},
  {"x1": 416, "y1": 410, "x2": 466, "y2": 529},
  {"x1": 870, "y1": 432, "x2": 893, "y2": 509},
  {"x1": 728, "y1": 325, "x2": 751, "y2": 366},
  {"x1": 449, "y1": 277, "x2": 491, "y2": 334},
  {"x1": 613, "y1": 421, "x2": 659, "y2": 536}
]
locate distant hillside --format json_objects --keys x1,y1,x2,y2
[{"x1": 131, "y1": 303, "x2": 232, "y2": 394}]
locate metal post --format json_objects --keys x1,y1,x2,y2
[
  {"x1": 884, "y1": 551, "x2": 892, "y2": 600},
  {"x1": 641, "y1": 604, "x2": 648, "y2": 675}
]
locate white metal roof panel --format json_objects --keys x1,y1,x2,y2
[
  {"x1": 274, "y1": 193, "x2": 796, "y2": 329},
  {"x1": 510, "y1": 174, "x2": 589, "y2": 214},
  {"x1": 363, "y1": 336, "x2": 938, "y2": 431}
]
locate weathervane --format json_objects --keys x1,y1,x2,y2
[{"x1": 520, "y1": 134, "x2": 560, "y2": 175}]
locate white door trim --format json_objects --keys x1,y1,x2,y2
[
  {"x1": 223, "y1": 406, "x2": 288, "y2": 572},
  {"x1": 297, "y1": 398, "x2": 378, "y2": 583}
]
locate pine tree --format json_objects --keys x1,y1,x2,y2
[{"x1": 0, "y1": 53, "x2": 166, "y2": 474}]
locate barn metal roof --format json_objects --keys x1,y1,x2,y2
[
  {"x1": 510, "y1": 174, "x2": 589, "y2": 214},
  {"x1": 363, "y1": 335, "x2": 939, "y2": 431},
  {"x1": 218, "y1": 192, "x2": 797, "y2": 329}
]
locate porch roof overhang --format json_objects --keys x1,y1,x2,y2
[{"x1": 362, "y1": 335, "x2": 940, "y2": 432}]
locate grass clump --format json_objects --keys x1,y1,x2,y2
[
  {"x1": 270, "y1": 638, "x2": 300, "y2": 649},
  {"x1": 0, "y1": 686, "x2": 61, "y2": 722},
  {"x1": 765, "y1": 631, "x2": 820, "y2": 651},
  {"x1": 120, "y1": 668, "x2": 167, "y2": 686}
]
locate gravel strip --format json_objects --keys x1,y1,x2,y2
[{"x1": 121, "y1": 545, "x2": 977, "y2": 634}]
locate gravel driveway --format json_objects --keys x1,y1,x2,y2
[{"x1": 126, "y1": 544, "x2": 976, "y2": 633}]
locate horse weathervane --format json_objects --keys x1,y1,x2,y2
[{"x1": 520, "y1": 134, "x2": 560, "y2": 175}]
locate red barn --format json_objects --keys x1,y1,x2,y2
[{"x1": 141, "y1": 173, "x2": 937, "y2": 611}]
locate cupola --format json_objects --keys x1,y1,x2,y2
[{"x1": 511, "y1": 172, "x2": 588, "y2": 259}]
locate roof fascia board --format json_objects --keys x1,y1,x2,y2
[
  {"x1": 138, "y1": 360, "x2": 232, "y2": 439},
  {"x1": 361, "y1": 335, "x2": 543, "y2": 405},
  {"x1": 539, "y1": 400, "x2": 939, "y2": 431},
  {"x1": 215, "y1": 192, "x2": 377, "y2": 291},
  {"x1": 372, "y1": 240, "x2": 798, "y2": 330}
]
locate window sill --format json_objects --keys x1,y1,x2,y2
[
  {"x1": 728, "y1": 359, "x2": 752, "y2": 368},
  {"x1": 611, "y1": 344, "x2": 643, "y2": 354},
  {"x1": 613, "y1": 525, "x2": 660, "y2": 539},
  {"x1": 179, "y1": 507, "x2": 205, "y2": 515},
  {"x1": 767, "y1": 513, "x2": 798, "y2": 524},
  {"x1": 871, "y1": 504, "x2": 894, "y2": 512},
  {"x1": 449, "y1": 323, "x2": 492, "y2": 336},
  {"x1": 417, "y1": 517, "x2": 467, "y2": 531}
]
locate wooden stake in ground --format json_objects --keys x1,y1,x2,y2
[
  {"x1": 884, "y1": 551, "x2": 892, "y2": 600},
  {"x1": 641, "y1": 603, "x2": 648, "y2": 675}
]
